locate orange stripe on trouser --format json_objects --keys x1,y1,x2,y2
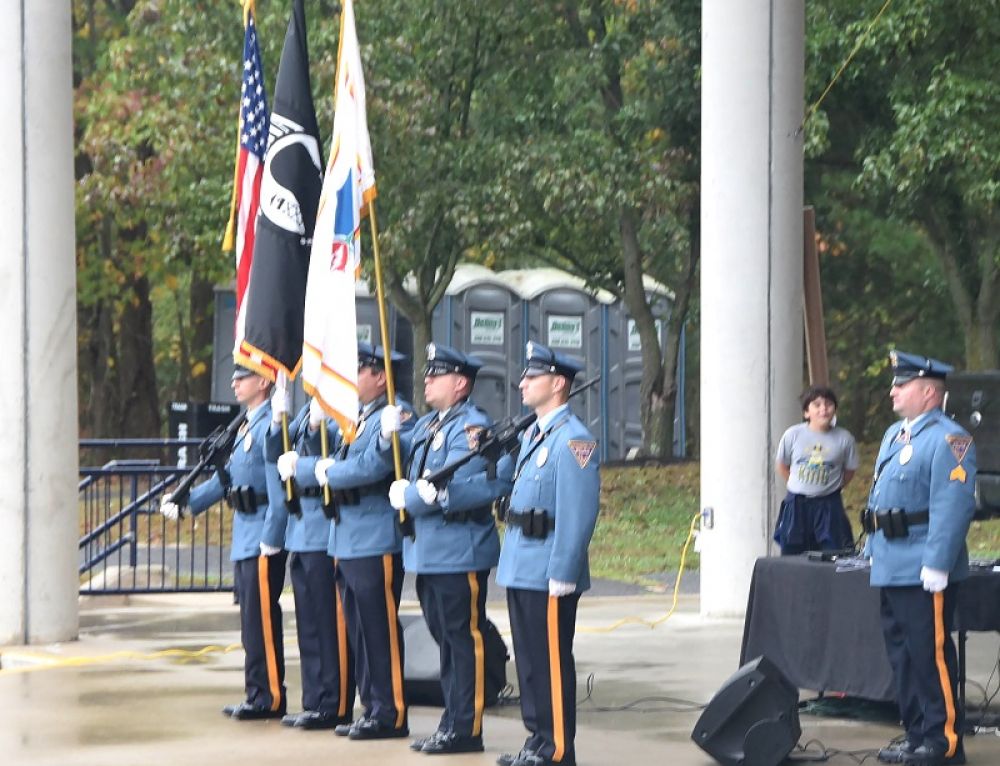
[
  {"x1": 467, "y1": 573, "x2": 486, "y2": 737},
  {"x1": 258, "y1": 554, "x2": 282, "y2": 711},
  {"x1": 383, "y1": 554, "x2": 407, "y2": 728},
  {"x1": 547, "y1": 596, "x2": 565, "y2": 762},
  {"x1": 334, "y1": 568, "x2": 351, "y2": 717},
  {"x1": 932, "y1": 591, "x2": 959, "y2": 758}
]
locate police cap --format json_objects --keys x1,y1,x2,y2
[
  {"x1": 889, "y1": 349, "x2": 953, "y2": 386},
  {"x1": 522, "y1": 341, "x2": 584, "y2": 380},
  {"x1": 358, "y1": 342, "x2": 406, "y2": 371},
  {"x1": 231, "y1": 364, "x2": 255, "y2": 381},
  {"x1": 423, "y1": 343, "x2": 482, "y2": 379}
]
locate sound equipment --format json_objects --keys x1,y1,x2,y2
[
  {"x1": 946, "y1": 372, "x2": 1000, "y2": 518},
  {"x1": 691, "y1": 655, "x2": 801, "y2": 766},
  {"x1": 401, "y1": 613, "x2": 509, "y2": 707}
]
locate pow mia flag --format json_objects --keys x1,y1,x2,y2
[{"x1": 236, "y1": 0, "x2": 323, "y2": 381}]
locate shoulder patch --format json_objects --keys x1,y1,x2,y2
[
  {"x1": 400, "y1": 410, "x2": 413, "y2": 423},
  {"x1": 465, "y1": 425, "x2": 485, "y2": 450},
  {"x1": 945, "y1": 434, "x2": 972, "y2": 464},
  {"x1": 568, "y1": 440, "x2": 597, "y2": 469}
]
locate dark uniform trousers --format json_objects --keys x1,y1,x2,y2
[
  {"x1": 416, "y1": 570, "x2": 490, "y2": 736},
  {"x1": 336, "y1": 553, "x2": 407, "y2": 728},
  {"x1": 234, "y1": 550, "x2": 289, "y2": 712},
  {"x1": 508, "y1": 588, "x2": 580, "y2": 766},
  {"x1": 880, "y1": 583, "x2": 963, "y2": 757},
  {"x1": 289, "y1": 551, "x2": 355, "y2": 716}
]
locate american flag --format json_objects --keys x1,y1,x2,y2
[{"x1": 223, "y1": 6, "x2": 269, "y2": 354}]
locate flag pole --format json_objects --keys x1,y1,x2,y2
[{"x1": 367, "y1": 204, "x2": 408, "y2": 529}]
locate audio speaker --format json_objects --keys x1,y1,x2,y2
[
  {"x1": 691, "y1": 655, "x2": 801, "y2": 766},
  {"x1": 400, "y1": 613, "x2": 509, "y2": 707}
]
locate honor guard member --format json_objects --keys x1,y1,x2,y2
[
  {"x1": 284, "y1": 343, "x2": 415, "y2": 741},
  {"x1": 864, "y1": 351, "x2": 976, "y2": 766},
  {"x1": 380, "y1": 343, "x2": 508, "y2": 755},
  {"x1": 264, "y1": 379, "x2": 356, "y2": 730},
  {"x1": 160, "y1": 365, "x2": 289, "y2": 720},
  {"x1": 495, "y1": 342, "x2": 599, "y2": 766}
]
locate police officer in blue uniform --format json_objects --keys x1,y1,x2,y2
[
  {"x1": 865, "y1": 351, "x2": 976, "y2": 766},
  {"x1": 160, "y1": 365, "x2": 289, "y2": 720},
  {"x1": 264, "y1": 380, "x2": 356, "y2": 730},
  {"x1": 380, "y1": 343, "x2": 508, "y2": 755},
  {"x1": 494, "y1": 342, "x2": 599, "y2": 766},
  {"x1": 285, "y1": 343, "x2": 415, "y2": 741}
]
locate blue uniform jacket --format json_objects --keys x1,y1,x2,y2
[
  {"x1": 865, "y1": 408, "x2": 976, "y2": 587},
  {"x1": 188, "y1": 403, "x2": 286, "y2": 561},
  {"x1": 496, "y1": 408, "x2": 600, "y2": 593},
  {"x1": 294, "y1": 397, "x2": 416, "y2": 560},
  {"x1": 392, "y1": 399, "x2": 506, "y2": 574},
  {"x1": 263, "y1": 405, "x2": 331, "y2": 554}
]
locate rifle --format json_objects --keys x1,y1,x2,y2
[
  {"x1": 423, "y1": 376, "x2": 600, "y2": 486},
  {"x1": 168, "y1": 409, "x2": 245, "y2": 515}
]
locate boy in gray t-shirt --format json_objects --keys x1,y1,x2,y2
[{"x1": 773, "y1": 386, "x2": 858, "y2": 554}]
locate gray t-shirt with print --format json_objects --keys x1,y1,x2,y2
[{"x1": 775, "y1": 422, "x2": 859, "y2": 497}]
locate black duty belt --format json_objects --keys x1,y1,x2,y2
[
  {"x1": 503, "y1": 508, "x2": 555, "y2": 539},
  {"x1": 861, "y1": 508, "x2": 930, "y2": 539},
  {"x1": 226, "y1": 486, "x2": 267, "y2": 515}
]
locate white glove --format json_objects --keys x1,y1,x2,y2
[
  {"x1": 389, "y1": 479, "x2": 410, "y2": 509},
  {"x1": 276, "y1": 451, "x2": 299, "y2": 482},
  {"x1": 308, "y1": 397, "x2": 325, "y2": 430},
  {"x1": 270, "y1": 371, "x2": 290, "y2": 423},
  {"x1": 314, "y1": 457, "x2": 335, "y2": 487},
  {"x1": 160, "y1": 495, "x2": 180, "y2": 521},
  {"x1": 380, "y1": 404, "x2": 402, "y2": 439},
  {"x1": 549, "y1": 579, "x2": 576, "y2": 597},
  {"x1": 260, "y1": 542, "x2": 282, "y2": 557},
  {"x1": 416, "y1": 479, "x2": 439, "y2": 505},
  {"x1": 920, "y1": 566, "x2": 949, "y2": 593}
]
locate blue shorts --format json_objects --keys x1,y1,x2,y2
[{"x1": 773, "y1": 489, "x2": 853, "y2": 555}]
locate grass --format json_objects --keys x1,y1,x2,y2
[
  {"x1": 592, "y1": 462, "x2": 701, "y2": 584},
  {"x1": 592, "y1": 447, "x2": 1000, "y2": 583}
]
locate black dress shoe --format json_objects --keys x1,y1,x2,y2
[
  {"x1": 421, "y1": 731, "x2": 484, "y2": 754},
  {"x1": 228, "y1": 702, "x2": 286, "y2": 721},
  {"x1": 281, "y1": 712, "x2": 301, "y2": 727},
  {"x1": 348, "y1": 717, "x2": 409, "y2": 740},
  {"x1": 498, "y1": 749, "x2": 536, "y2": 766},
  {"x1": 903, "y1": 745, "x2": 966, "y2": 766},
  {"x1": 411, "y1": 730, "x2": 447, "y2": 751},
  {"x1": 334, "y1": 716, "x2": 362, "y2": 737},
  {"x1": 294, "y1": 710, "x2": 353, "y2": 730},
  {"x1": 879, "y1": 739, "x2": 919, "y2": 764}
]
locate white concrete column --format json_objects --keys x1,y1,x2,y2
[
  {"x1": 0, "y1": 1, "x2": 79, "y2": 643},
  {"x1": 700, "y1": 1, "x2": 804, "y2": 617}
]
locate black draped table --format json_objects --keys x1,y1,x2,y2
[{"x1": 740, "y1": 555, "x2": 1000, "y2": 702}]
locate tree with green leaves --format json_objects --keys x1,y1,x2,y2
[
  {"x1": 480, "y1": 0, "x2": 701, "y2": 456},
  {"x1": 808, "y1": 0, "x2": 1000, "y2": 378}
]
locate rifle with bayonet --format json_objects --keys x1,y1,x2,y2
[
  {"x1": 167, "y1": 409, "x2": 246, "y2": 516},
  {"x1": 423, "y1": 376, "x2": 600, "y2": 486}
]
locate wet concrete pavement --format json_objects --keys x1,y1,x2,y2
[{"x1": 2, "y1": 590, "x2": 999, "y2": 766}]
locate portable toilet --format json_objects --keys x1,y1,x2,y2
[
  {"x1": 603, "y1": 276, "x2": 675, "y2": 461},
  {"x1": 503, "y1": 268, "x2": 613, "y2": 449},
  {"x1": 211, "y1": 284, "x2": 238, "y2": 404},
  {"x1": 430, "y1": 264, "x2": 523, "y2": 424}
]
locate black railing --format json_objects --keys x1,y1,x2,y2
[{"x1": 79, "y1": 439, "x2": 233, "y2": 595}]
